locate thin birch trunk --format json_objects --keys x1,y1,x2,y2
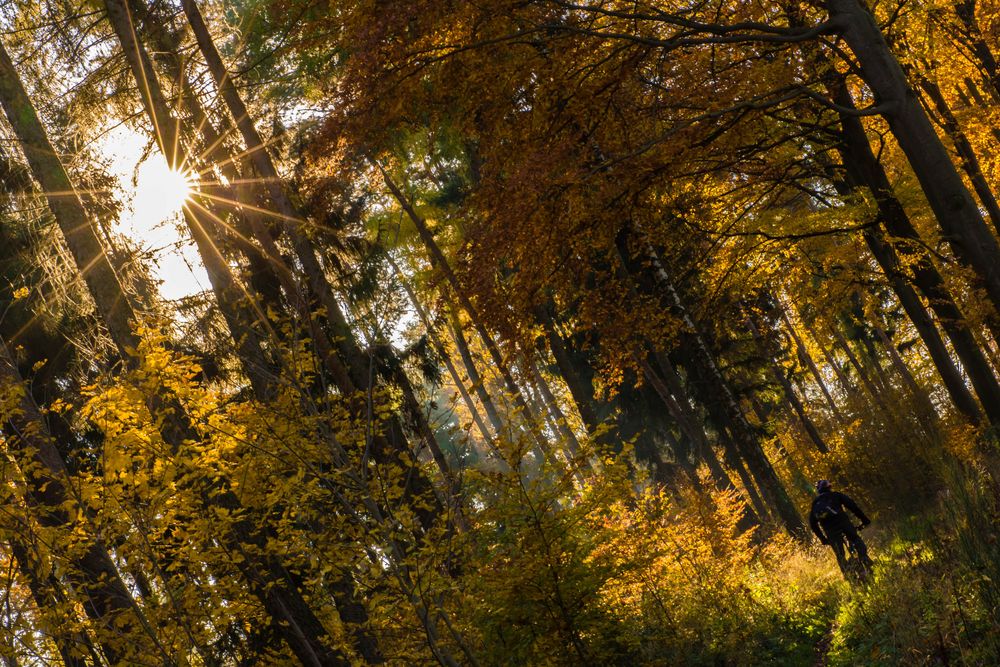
[{"x1": 625, "y1": 235, "x2": 803, "y2": 533}]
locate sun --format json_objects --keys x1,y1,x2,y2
[
  {"x1": 101, "y1": 125, "x2": 212, "y2": 301},
  {"x1": 107, "y1": 137, "x2": 208, "y2": 301},
  {"x1": 132, "y1": 158, "x2": 192, "y2": 227}
]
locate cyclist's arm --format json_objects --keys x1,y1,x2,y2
[{"x1": 839, "y1": 493, "x2": 871, "y2": 526}]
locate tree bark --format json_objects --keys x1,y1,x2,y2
[
  {"x1": 834, "y1": 84, "x2": 1000, "y2": 425},
  {"x1": 954, "y1": 1, "x2": 1000, "y2": 97},
  {"x1": 660, "y1": 284, "x2": 804, "y2": 534},
  {"x1": 535, "y1": 307, "x2": 609, "y2": 442},
  {"x1": 0, "y1": 339, "x2": 167, "y2": 664},
  {"x1": 177, "y1": 1, "x2": 454, "y2": 546},
  {"x1": 917, "y1": 75, "x2": 1000, "y2": 236},
  {"x1": 865, "y1": 226, "x2": 978, "y2": 423},
  {"x1": 523, "y1": 351, "x2": 582, "y2": 457},
  {"x1": 799, "y1": 313, "x2": 857, "y2": 398},
  {"x1": 392, "y1": 258, "x2": 498, "y2": 448},
  {"x1": 778, "y1": 305, "x2": 845, "y2": 423},
  {"x1": 450, "y1": 309, "x2": 507, "y2": 438},
  {"x1": 376, "y1": 167, "x2": 550, "y2": 455},
  {"x1": 8, "y1": 537, "x2": 101, "y2": 666},
  {"x1": 618, "y1": 231, "x2": 803, "y2": 533},
  {"x1": 827, "y1": 0, "x2": 1000, "y2": 316},
  {"x1": 831, "y1": 325, "x2": 889, "y2": 413},
  {"x1": 746, "y1": 316, "x2": 828, "y2": 453},
  {"x1": 3, "y1": 11, "x2": 348, "y2": 663},
  {"x1": 874, "y1": 325, "x2": 939, "y2": 426},
  {"x1": 101, "y1": 0, "x2": 276, "y2": 401}
]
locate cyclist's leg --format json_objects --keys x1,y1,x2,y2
[
  {"x1": 845, "y1": 527, "x2": 872, "y2": 567},
  {"x1": 829, "y1": 532, "x2": 848, "y2": 573}
]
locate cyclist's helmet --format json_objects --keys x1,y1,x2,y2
[{"x1": 816, "y1": 479, "x2": 832, "y2": 493}]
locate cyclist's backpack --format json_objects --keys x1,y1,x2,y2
[{"x1": 813, "y1": 494, "x2": 840, "y2": 521}]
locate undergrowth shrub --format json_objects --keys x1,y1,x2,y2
[
  {"x1": 826, "y1": 536, "x2": 982, "y2": 666},
  {"x1": 826, "y1": 457, "x2": 1000, "y2": 666},
  {"x1": 455, "y1": 462, "x2": 842, "y2": 666}
]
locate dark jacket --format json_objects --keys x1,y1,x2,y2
[{"x1": 809, "y1": 491, "x2": 870, "y2": 542}]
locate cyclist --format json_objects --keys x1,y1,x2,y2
[{"x1": 809, "y1": 479, "x2": 873, "y2": 576}]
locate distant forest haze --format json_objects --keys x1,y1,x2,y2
[{"x1": 0, "y1": 0, "x2": 1000, "y2": 664}]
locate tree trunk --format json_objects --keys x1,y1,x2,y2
[
  {"x1": 874, "y1": 325, "x2": 939, "y2": 427},
  {"x1": 917, "y1": 75, "x2": 1000, "y2": 236},
  {"x1": 651, "y1": 351, "x2": 739, "y2": 488},
  {"x1": 827, "y1": 0, "x2": 1000, "y2": 316},
  {"x1": 954, "y1": 1, "x2": 1000, "y2": 97},
  {"x1": 450, "y1": 309, "x2": 507, "y2": 437},
  {"x1": 0, "y1": 338, "x2": 167, "y2": 664},
  {"x1": 523, "y1": 351, "x2": 582, "y2": 457},
  {"x1": 638, "y1": 357, "x2": 702, "y2": 486},
  {"x1": 100, "y1": 0, "x2": 275, "y2": 400},
  {"x1": 799, "y1": 313, "x2": 857, "y2": 398},
  {"x1": 392, "y1": 258, "x2": 497, "y2": 449},
  {"x1": 386, "y1": 360, "x2": 470, "y2": 530},
  {"x1": 865, "y1": 226, "x2": 978, "y2": 423},
  {"x1": 831, "y1": 325, "x2": 889, "y2": 413},
  {"x1": 535, "y1": 306, "x2": 609, "y2": 441},
  {"x1": 177, "y1": 1, "x2": 454, "y2": 545},
  {"x1": 5, "y1": 10, "x2": 349, "y2": 662},
  {"x1": 778, "y1": 305, "x2": 845, "y2": 422},
  {"x1": 376, "y1": 167, "x2": 550, "y2": 455},
  {"x1": 0, "y1": 39, "x2": 137, "y2": 358},
  {"x1": 7, "y1": 537, "x2": 100, "y2": 666},
  {"x1": 834, "y1": 84, "x2": 1000, "y2": 426},
  {"x1": 661, "y1": 287, "x2": 803, "y2": 533},
  {"x1": 746, "y1": 316, "x2": 828, "y2": 453},
  {"x1": 619, "y1": 231, "x2": 803, "y2": 533}
]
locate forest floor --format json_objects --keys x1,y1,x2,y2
[{"x1": 798, "y1": 514, "x2": 999, "y2": 667}]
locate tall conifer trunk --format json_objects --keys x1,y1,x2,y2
[
  {"x1": 826, "y1": 0, "x2": 1000, "y2": 315},
  {"x1": 451, "y1": 309, "x2": 507, "y2": 437},
  {"x1": 668, "y1": 294, "x2": 802, "y2": 532},
  {"x1": 833, "y1": 83, "x2": 1000, "y2": 426},
  {"x1": 1, "y1": 14, "x2": 349, "y2": 663},
  {"x1": 392, "y1": 258, "x2": 498, "y2": 448},
  {"x1": 173, "y1": 1, "x2": 454, "y2": 539},
  {"x1": 100, "y1": 0, "x2": 275, "y2": 400},
  {"x1": 7, "y1": 537, "x2": 100, "y2": 667},
  {"x1": 954, "y1": 1, "x2": 1000, "y2": 96},
  {"x1": 917, "y1": 75, "x2": 1000, "y2": 236},
  {"x1": 0, "y1": 338, "x2": 167, "y2": 664},
  {"x1": 746, "y1": 314, "x2": 829, "y2": 453},
  {"x1": 378, "y1": 168, "x2": 551, "y2": 455},
  {"x1": 778, "y1": 305, "x2": 844, "y2": 423}
]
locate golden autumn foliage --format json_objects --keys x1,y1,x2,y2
[{"x1": 3, "y1": 0, "x2": 1000, "y2": 664}]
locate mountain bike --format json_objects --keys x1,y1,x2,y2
[{"x1": 838, "y1": 523, "x2": 874, "y2": 584}]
